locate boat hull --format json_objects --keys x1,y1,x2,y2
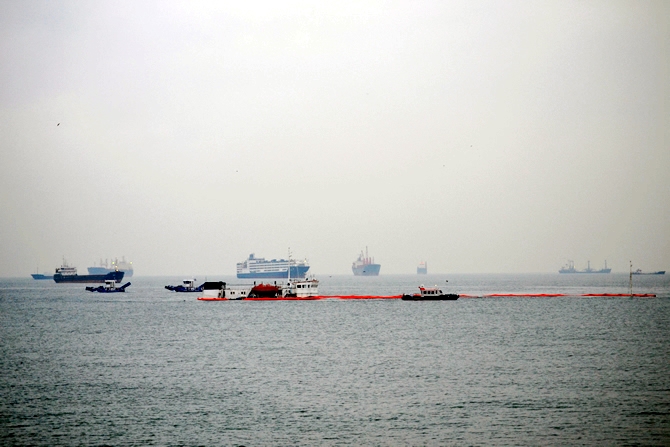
[
  {"x1": 352, "y1": 264, "x2": 381, "y2": 276},
  {"x1": 87, "y1": 267, "x2": 134, "y2": 277},
  {"x1": 31, "y1": 274, "x2": 53, "y2": 280},
  {"x1": 402, "y1": 294, "x2": 459, "y2": 301},
  {"x1": 54, "y1": 271, "x2": 125, "y2": 283}
]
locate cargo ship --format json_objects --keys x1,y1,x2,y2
[
  {"x1": 236, "y1": 253, "x2": 310, "y2": 279},
  {"x1": 632, "y1": 269, "x2": 665, "y2": 275},
  {"x1": 352, "y1": 247, "x2": 381, "y2": 276},
  {"x1": 87, "y1": 257, "x2": 134, "y2": 278},
  {"x1": 31, "y1": 267, "x2": 53, "y2": 280},
  {"x1": 53, "y1": 259, "x2": 125, "y2": 283},
  {"x1": 559, "y1": 260, "x2": 611, "y2": 274},
  {"x1": 417, "y1": 261, "x2": 427, "y2": 275}
]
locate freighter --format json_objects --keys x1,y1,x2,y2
[
  {"x1": 417, "y1": 261, "x2": 428, "y2": 275},
  {"x1": 87, "y1": 256, "x2": 134, "y2": 278},
  {"x1": 236, "y1": 253, "x2": 310, "y2": 279},
  {"x1": 352, "y1": 247, "x2": 381, "y2": 276},
  {"x1": 559, "y1": 260, "x2": 611, "y2": 274},
  {"x1": 53, "y1": 259, "x2": 125, "y2": 283}
]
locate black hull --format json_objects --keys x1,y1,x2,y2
[
  {"x1": 402, "y1": 294, "x2": 459, "y2": 301},
  {"x1": 54, "y1": 271, "x2": 124, "y2": 283}
]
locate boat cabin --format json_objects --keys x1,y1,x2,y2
[
  {"x1": 418, "y1": 285, "x2": 443, "y2": 296},
  {"x1": 200, "y1": 281, "x2": 251, "y2": 300},
  {"x1": 283, "y1": 279, "x2": 319, "y2": 297}
]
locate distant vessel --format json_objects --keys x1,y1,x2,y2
[
  {"x1": 31, "y1": 274, "x2": 53, "y2": 280},
  {"x1": 352, "y1": 247, "x2": 381, "y2": 276},
  {"x1": 53, "y1": 259, "x2": 125, "y2": 283},
  {"x1": 31, "y1": 267, "x2": 53, "y2": 280},
  {"x1": 417, "y1": 262, "x2": 428, "y2": 275},
  {"x1": 559, "y1": 260, "x2": 611, "y2": 274},
  {"x1": 87, "y1": 257, "x2": 134, "y2": 278},
  {"x1": 632, "y1": 269, "x2": 665, "y2": 275},
  {"x1": 236, "y1": 253, "x2": 310, "y2": 279}
]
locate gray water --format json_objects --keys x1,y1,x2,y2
[{"x1": 1, "y1": 274, "x2": 669, "y2": 445}]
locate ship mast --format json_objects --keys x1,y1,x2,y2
[
  {"x1": 629, "y1": 260, "x2": 633, "y2": 297},
  {"x1": 287, "y1": 247, "x2": 291, "y2": 282}
]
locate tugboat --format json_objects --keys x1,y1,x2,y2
[
  {"x1": 86, "y1": 280, "x2": 131, "y2": 293},
  {"x1": 165, "y1": 279, "x2": 205, "y2": 292},
  {"x1": 402, "y1": 284, "x2": 459, "y2": 301}
]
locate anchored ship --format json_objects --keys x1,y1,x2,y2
[
  {"x1": 559, "y1": 260, "x2": 611, "y2": 274},
  {"x1": 87, "y1": 257, "x2": 134, "y2": 278},
  {"x1": 53, "y1": 259, "x2": 125, "y2": 283},
  {"x1": 236, "y1": 253, "x2": 310, "y2": 279},
  {"x1": 632, "y1": 269, "x2": 665, "y2": 275},
  {"x1": 417, "y1": 261, "x2": 428, "y2": 275},
  {"x1": 31, "y1": 266, "x2": 53, "y2": 280},
  {"x1": 352, "y1": 247, "x2": 381, "y2": 276}
]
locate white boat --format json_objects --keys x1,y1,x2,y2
[{"x1": 198, "y1": 282, "x2": 251, "y2": 300}]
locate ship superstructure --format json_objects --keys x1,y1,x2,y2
[
  {"x1": 352, "y1": 247, "x2": 381, "y2": 276},
  {"x1": 87, "y1": 256, "x2": 134, "y2": 277},
  {"x1": 236, "y1": 253, "x2": 310, "y2": 279}
]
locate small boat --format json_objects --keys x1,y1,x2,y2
[
  {"x1": 402, "y1": 285, "x2": 459, "y2": 301},
  {"x1": 165, "y1": 279, "x2": 205, "y2": 292},
  {"x1": 632, "y1": 269, "x2": 665, "y2": 275},
  {"x1": 86, "y1": 280, "x2": 131, "y2": 293}
]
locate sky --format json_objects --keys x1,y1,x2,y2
[{"x1": 1, "y1": 0, "x2": 668, "y2": 277}]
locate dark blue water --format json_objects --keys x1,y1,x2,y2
[{"x1": 2, "y1": 274, "x2": 669, "y2": 445}]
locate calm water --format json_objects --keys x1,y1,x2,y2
[{"x1": 1, "y1": 274, "x2": 669, "y2": 445}]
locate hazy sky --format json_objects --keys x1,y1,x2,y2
[{"x1": 1, "y1": 0, "x2": 668, "y2": 276}]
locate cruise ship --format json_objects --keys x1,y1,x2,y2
[
  {"x1": 87, "y1": 257, "x2": 134, "y2": 278},
  {"x1": 352, "y1": 247, "x2": 381, "y2": 276},
  {"x1": 236, "y1": 253, "x2": 310, "y2": 279}
]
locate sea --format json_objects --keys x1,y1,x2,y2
[{"x1": 1, "y1": 273, "x2": 669, "y2": 446}]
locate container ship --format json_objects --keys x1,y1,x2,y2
[
  {"x1": 236, "y1": 253, "x2": 310, "y2": 279},
  {"x1": 87, "y1": 257, "x2": 134, "y2": 278},
  {"x1": 352, "y1": 247, "x2": 381, "y2": 276},
  {"x1": 417, "y1": 261, "x2": 428, "y2": 275},
  {"x1": 53, "y1": 259, "x2": 125, "y2": 283},
  {"x1": 559, "y1": 260, "x2": 611, "y2": 274}
]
